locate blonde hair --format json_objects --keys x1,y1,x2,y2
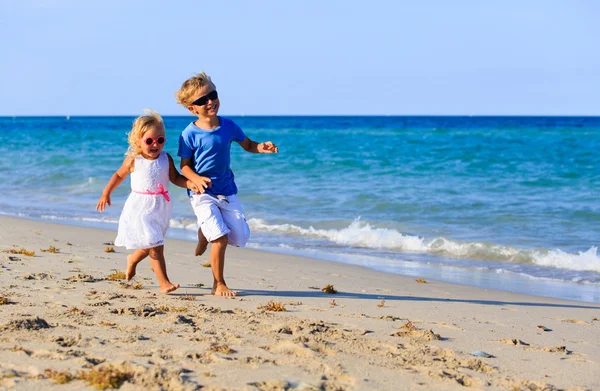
[
  {"x1": 126, "y1": 109, "x2": 165, "y2": 157},
  {"x1": 175, "y1": 72, "x2": 216, "y2": 107}
]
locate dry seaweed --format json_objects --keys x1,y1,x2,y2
[
  {"x1": 156, "y1": 305, "x2": 188, "y2": 313},
  {"x1": 8, "y1": 248, "x2": 35, "y2": 256},
  {"x1": 77, "y1": 365, "x2": 133, "y2": 390},
  {"x1": 257, "y1": 300, "x2": 286, "y2": 312},
  {"x1": 120, "y1": 282, "x2": 143, "y2": 290},
  {"x1": 107, "y1": 270, "x2": 126, "y2": 281},
  {"x1": 321, "y1": 284, "x2": 337, "y2": 294},
  {"x1": 41, "y1": 245, "x2": 60, "y2": 253},
  {"x1": 44, "y1": 369, "x2": 74, "y2": 384}
]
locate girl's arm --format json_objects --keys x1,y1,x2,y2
[
  {"x1": 95, "y1": 157, "x2": 134, "y2": 212},
  {"x1": 168, "y1": 154, "x2": 201, "y2": 193},
  {"x1": 179, "y1": 157, "x2": 211, "y2": 193},
  {"x1": 237, "y1": 137, "x2": 278, "y2": 154}
]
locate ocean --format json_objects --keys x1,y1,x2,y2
[{"x1": 1, "y1": 115, "x2": 600, "y2": 303}]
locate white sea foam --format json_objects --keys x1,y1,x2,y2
[
  {"x1": 40, "y1": 215, "x2": 119, "y2": 224},
  {"x1": 247, "y1": 218, "x2": 600, "y2": 273},
  {"x1": 248, "y1": 218, "x2": 428, "y2": 251},
  {"x1": 169, "y1": 219, "x2": 198, "y2": 231},
  {"x1": 31, "y1": 213, "x2": 600, "y2": 274},
  {"x1": 532, "y1": 247, "x2": 600, "y2": 272}
]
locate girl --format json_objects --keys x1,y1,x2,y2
[{"x1": 96, "y1": 110, "x2": 205, "y2": 293}]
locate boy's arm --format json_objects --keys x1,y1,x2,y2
[
  {"x1": 237, "y1": 137, "x2": 278, "y2": 154},
  {"x1": 167, "y1": 154, "x2": 198, "y2": 192},
  {"x1": 179, "y1": 157, "x2": 211, "y2": 193},
  {"x1": 95, "y1": 157, "x2": 133, "y2": 212}
]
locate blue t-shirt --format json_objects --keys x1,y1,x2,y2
[{"x1": 177, "y1": 117, "x2": 246, "y2": 196}]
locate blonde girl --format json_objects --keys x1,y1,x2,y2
[{"x1": 96, "y1": 110, "x2": 202, "y2": 293}]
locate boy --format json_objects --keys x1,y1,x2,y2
[{"x1": 175, "y1": 72, "x2": 278, "y2": 297}]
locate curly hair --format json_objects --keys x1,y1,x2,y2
[{"x1": 125, "y1": 109, "x2": 165, "y2": 157}]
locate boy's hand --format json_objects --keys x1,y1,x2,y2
[
  {"x1": 258, "y1": 141, "x2": 278, "y2": 154},
  {"x1": 192, "y1": 177, "x2": 212, "y2": 194},
  {"x1": 96, "y1": 194, "x2": 111, "y2": 212}
]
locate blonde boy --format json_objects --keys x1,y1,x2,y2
[{"x1": 176, "y1": 72, "x2": 278, "y2": 296}]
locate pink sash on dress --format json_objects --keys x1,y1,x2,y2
[{"x1": 132, "y1": 183, "x2": 170, "y2": 202}]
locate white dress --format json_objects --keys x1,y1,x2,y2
[{"x1": 115, "y1": 152, "x2": 173, "y2": 250}]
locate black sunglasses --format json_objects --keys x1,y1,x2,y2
[{"x1": 191, "y1": 90, "x2": 218, "y2": 106}]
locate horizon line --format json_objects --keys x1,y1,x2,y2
[{"x1": 2, "y1": 114, "x2": 600, "y2": 118}]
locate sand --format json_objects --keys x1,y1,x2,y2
[{"x1": 0, "y1": 215, "x2": 599, "y2": 390}]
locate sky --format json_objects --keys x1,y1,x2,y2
[{"x1": 0, "y1": 0, "x2": 598, "y2": 116}]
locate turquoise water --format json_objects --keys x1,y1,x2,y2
[{"x1": 2, "y1": 116, "x2": 600, "y2": 303}]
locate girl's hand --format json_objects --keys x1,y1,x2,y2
[
  {"x1": 193, "y1": 177, "x2": 212, "y2": 194},
  {"x1": 187, "y1": 180, "x2": 201, "y2": 194},
  {"x1": 258, "y1": 141, "x2": 278, "y2": 154},
  {"x1": 96, "y1": 194, "x2": 111, "y2": 212}
]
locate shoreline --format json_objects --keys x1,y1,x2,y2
[
  {"x1": 1, "y1": 215, "x2": 599, "y2": 390},
  {"x1": 7, "y1": 213, "x2": 600, "y2": 305}
]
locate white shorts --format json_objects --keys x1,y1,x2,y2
[{"x1": 190, "y1": 193, "x2": 250, "y2": 247}]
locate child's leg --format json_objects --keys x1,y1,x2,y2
[
  {"x1": 126, "y1": 249, "x2": 149, "y2": 281},
  {"x1": 195, "y1": 228, "x2": 208, "y2": 256},
  {"x1": 190, "y1": 194, "x2": 235, "y2": 296},
  {"x1": 219, "y1": 195, "x2": 250, "y2": 248},
  {"x1": 147, "y1": 245, "x2": 180, "y2": 294},
  {"x1": 209, "y1": 235, "x2": 236, "y2": 296},
  {"x1": 190, "y1": 195, "x2": 227, "y2": 257}
]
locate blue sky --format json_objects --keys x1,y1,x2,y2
[{"x1": 1, "y1": 0, "x2": 598, "y2": 116}]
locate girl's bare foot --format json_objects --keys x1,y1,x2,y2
[
  {"x1": 212, "y1": 282, "x2": 237, "y2": 297},
  {"x1": 195, "y1": 229, "x2": 208, "y2": 256},
  {"x1": 126, "y1": 255, "x2": 139, "y2": 281},
  {"x1": 160, "y1": 282, "x2": 180, "y2": 294}
]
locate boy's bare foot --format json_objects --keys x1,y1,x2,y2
[
  {"x1": 195, "y1": 229, "x2": 208, "y2": 256},
  {"x1": 126, "y1": 255, "x2": 139, "y2": 281},
  {"x1": 160, "y1": 282, "x2": 180, "y2": 294},
  {"x1": 212, "y1": 282, "x2": 237, "y2": 297}
]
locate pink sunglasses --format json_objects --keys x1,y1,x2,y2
[{"x1": 144, "y1": 136, "x2": 166, "y2": 146}]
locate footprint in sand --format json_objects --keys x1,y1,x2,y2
[
  {"x1": 1, "y1": 317, "x2": 51, "y2": 331},
  {"x1": 264, "y1": 340, "x2": 315, "y2": 357},
  {"x1": 552, "y1": 318, "x2": 589, "y2": 325}
]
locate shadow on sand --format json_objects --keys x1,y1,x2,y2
[{"x1": 172, "y1": 287, "x2": 600, "y2": 310}]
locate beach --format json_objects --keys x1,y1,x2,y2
[
  {"x1": 3, "y1": 116, "x2": 600, "y2": 304},
  {"x1": 1, "y1": 215, "x2": 599, "y2": 390}
]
